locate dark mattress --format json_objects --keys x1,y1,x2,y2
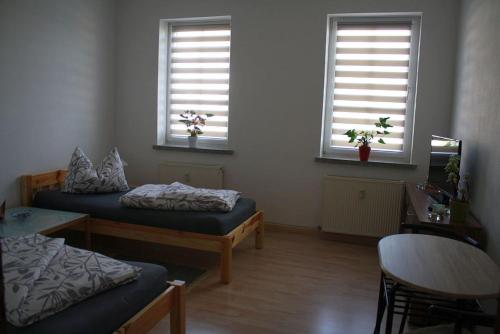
[
  {"x1": 7, "y1": 261, "x2": 168, "y2": 334},
  {"x1": 34, "y1": 190, "x2": 256, "y2": 236}
]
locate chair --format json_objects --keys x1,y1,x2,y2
[
  {"x1": 426, "y1": 305, "x2": 496, "y2": 334},
  {"x1": 406, "y1": 324, "x2": 471, "y2": 334},
  {"x1": 405, "y1": 306, "x2": 496, "y2": 334},
  {"x1": 395, "y1": 224, "x2": 483, "y2": 334},
  {"x1": 399, "y1": 223, "x2": 481, "y2": 248},
  {"x1": 0, "y1": 237, "x2": 6, "y2": 333}
]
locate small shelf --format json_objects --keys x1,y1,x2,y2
[
  {"x1": 153, "y1": 144, "x2": 234, "y2": 155},
  {"x1": 315, "y1": 156, "x2": 417, "y2": 169}
]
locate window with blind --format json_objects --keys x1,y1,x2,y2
[
  {"x1": 160, "y1": 18, "x2": 231, "y2": 146},
  {"x1": 322, "y1": 15, "x2": 421, "y2": 161}
]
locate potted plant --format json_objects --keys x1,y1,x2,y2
[
  {"x1": 178, "y1": 110, "x2": 213, "y2": 148},
  {"x1": 445, "y1": 155, "x2": 470, "y2": 223},
  {"x1": 344, "y1": 117, "x2": 393, "y2": 161}
]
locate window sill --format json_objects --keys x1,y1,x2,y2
[
  {"x1": 315, "y1": 156, "x2": 417, "y2": 169},
  {"x1": 153, "y1": 144, "x2": 234, "y2": 155}
]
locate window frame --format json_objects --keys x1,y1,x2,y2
[
  {"x1": 320, "y1": 13, "x2": 422, "y2": 163},
  {"x1": 157, "y1": 16, "x2": 232, "y2": 149}
]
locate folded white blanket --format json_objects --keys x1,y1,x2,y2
[
  {"x1": 120, "y1": 182, "x2": 240, "y2": 212},
  {"x1": 2, "y1": 234, "x2": 140, "y2": 327}
]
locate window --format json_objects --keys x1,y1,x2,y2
[
  {"x1": 321, "y1": 14, "x2": 421, "y2": 162},
  {"x1": 158, "y1": 17, "x2": 231, "y2": 147}
]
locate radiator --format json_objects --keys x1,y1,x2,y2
[
  {"x1": 159, "y1": 162, "x2": 224, "y2": 189},
  {"x1": 321, "y1": 176, "x2": 404, "y2": 237}
]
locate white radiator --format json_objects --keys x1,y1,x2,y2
[
  {"x1": 321, "y1": 176, "x2": 404, "y2": 237},
  {"x1": 159, "y1": 162, "x2": 224, "y2": 189}
]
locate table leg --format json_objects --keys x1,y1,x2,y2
[
  {"x1": 84, "y1": 218, "x2": 91, "y2": 250},
  {"x1": 385, "y1": 283, "x2": 398, "y2": 334},
  {"x1": 374, "y1": 272, "x2": 386, "y2": 334},
  {"x1": 398, "y1": 297, "x2": 410, "y2": 334},
  {"x1": 496, "y1": 298, "x2": 499, "y2": 334}
]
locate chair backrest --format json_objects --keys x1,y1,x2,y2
[
  {"x1": 407, "y1": 323, "x2": 472, "y2": 334},
  {"x1": 400, "y1": 223, "x2": 481, "y2": 248},
  {"x1": 427, "y1": 305, "x2": 496, "y2": 331},
  {"x1": 0, "y1": 238, "x2": 5, "y2": 333}
]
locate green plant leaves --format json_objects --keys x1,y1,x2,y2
[
  {"x1": 343, "y1": 117, "x2": 393, "y2": 147},
  {"x1": 344, "y1": 129, "x2": 359, "y2": 143},
  {"x1": 375, "y1": 117, "x2": 393, "y2": 129},
  {"x1": 444, "y1": 155, "x2": 461, "y2": 199}
]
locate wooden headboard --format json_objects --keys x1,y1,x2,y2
[{"x1": 21, "y1": 170, "x2": 68, "y2": 206}]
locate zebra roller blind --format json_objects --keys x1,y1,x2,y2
[
  {"x1": 167, "y1": 22, "x2": 231, "y2": 141},
  {"x1": 324, "y1": 17, "x2": 420, "y2": 156}
]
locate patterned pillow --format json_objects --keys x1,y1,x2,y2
[{"x1": 62, "y1": 147, "x2": 129, "y2": 193}]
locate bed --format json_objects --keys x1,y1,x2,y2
[
  {"x1": 20, "y1": 170, "x2": 264, "y2": 284},
  {"x1": 5, "y1": 262, "x2": 186, "y2": 334}
]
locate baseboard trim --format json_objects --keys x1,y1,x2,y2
[
  {"x1": 320, "y1": 231, "x2": 380, "y2": 246},
  {"x1": 265, "y1": 223, "x2": 381, "y2": 246},
  {"x1": 264, "y1": 222, "x2": 320, "y2": 236}
]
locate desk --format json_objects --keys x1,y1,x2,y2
[
  {"x1": 0, "y1": 207, "x2": 90, "y2": 248},
  {"x1": 404, "y1": 182, "x2": 484, "y2": 245},
  {"x1": 374, "y1": 234, "x2": 500, "y2": 333}
]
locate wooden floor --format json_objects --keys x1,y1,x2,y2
[{"x1": 149, "y1": 228, "x2": 381, "y2": 334}]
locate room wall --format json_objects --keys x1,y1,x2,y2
[
  {"x1": 0, "y1": 0, "x2": 115, "y2": 206},
  {"x1": 114, "y1": 0, "x2": 460, "y2": 227},
  {"x1": 451, "y1": 0, "x2": 500, "y2": 263}
]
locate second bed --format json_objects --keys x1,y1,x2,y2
[{"x1": 21, "y1": 170, "x2": 264, "y2": 284}]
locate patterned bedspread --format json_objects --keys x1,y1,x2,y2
[
  {"x1": 2, "y1": 234, "x2": 140, "y2": 327},
  {"x1": 120, "y1": 182, "x2": 241, "y2": 212}
]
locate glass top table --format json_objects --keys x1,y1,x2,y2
[{"x1": 0, "y1": 207, "x2": 89, "y2": 247}]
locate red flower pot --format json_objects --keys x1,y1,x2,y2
[{"x1": 359, "y1": 145, "x2": 371, "y2": 161}]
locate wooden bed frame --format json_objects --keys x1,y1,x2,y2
[
  {"x1": 0, "y1": 246, "x2": 185, "y2": 334},
  {"x1": 20, "y1": 170, "x2": 265, "y2": 284},
  {"x1": 115, "y1": 280, "x2": 186, "y2": 334}
]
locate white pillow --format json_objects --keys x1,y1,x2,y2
[{"x1": 62, "y1": 147, "x2": 129, "y2": 193}]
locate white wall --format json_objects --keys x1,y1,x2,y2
[
  {"x1": 0, "y1": 0, "x2": 115, "y2": 206},
  {"x1": 451, "y1": 0, "x2": 500, "y2": 263},
  {"x1": 114, "y1": 0, "x2": 460, "y2": 228}
]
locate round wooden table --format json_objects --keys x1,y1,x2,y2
[{"x1": 374, "y1": 234, "x2": 500, "y2": 334}]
